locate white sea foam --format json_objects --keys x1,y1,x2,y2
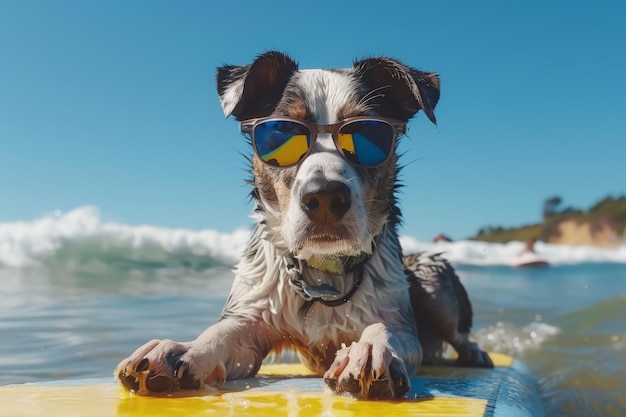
[
  {"x1": 1, "y1": 206, "x2": 626, "y2": 268},
  {"x1": 400, "y1": 236, "x2": 626, "y2": 266},
  {"x1": 472, "y1": 321, "x2": 561, "y2": 355}
]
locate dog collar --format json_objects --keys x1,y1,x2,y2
[
  {"x1": 286, "y1": 254, "x2": 368, "y2": 307},
  {"x1": 307, "y1": 266, "x2": 363, "y2": 307}
]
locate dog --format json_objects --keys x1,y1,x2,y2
[{"x1": 115, "y1": 51, "x2": 493, "y2": 399}]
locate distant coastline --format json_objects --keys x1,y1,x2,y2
[{"x1": 470, "y1": 195, "x2": 626, "y2": 247}]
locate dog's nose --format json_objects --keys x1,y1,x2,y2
[{"x1": 300, "y1": 180, "x2": 351, "y2": 223}]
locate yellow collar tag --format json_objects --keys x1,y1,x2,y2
[
  {"x1": 306, "y1": 256, "x2": 344, "y2": 274},
  {"x1": 305, "y1": 253, "x2": 369, "y2": 275}
]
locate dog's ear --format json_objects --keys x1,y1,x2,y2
[
  {"x1": 353, "y1": 58, "x2": 440, "y2": 124},
  {"x1": 216, "y1": 51, "x2": 298, "y2": 120}
]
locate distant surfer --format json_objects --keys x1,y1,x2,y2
[
  {"x1": 513, "y1": 237, "x2": 549, "y2": 267},
  {"x1": 519, "y1": 237, "x2": 537, "y2": 255},
  {"x1": 433, "y1": 233, "x2": 452, "y2": 243}
]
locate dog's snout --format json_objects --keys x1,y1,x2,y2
[{"x1": 300, "y1": 180, "x2": 351, "y2": 223}]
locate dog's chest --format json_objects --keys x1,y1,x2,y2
[{"x1": 273, "y1": 267, "x2": 366, "y2": 346}]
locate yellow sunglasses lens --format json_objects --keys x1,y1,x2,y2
[{"x1": 254, "y1": 121, "x2": 311, "y2": 167}]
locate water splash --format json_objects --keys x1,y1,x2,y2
[{"x1": 473, "y1": 321, "x2": 561, "y2": 355}]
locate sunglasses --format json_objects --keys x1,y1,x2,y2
[{"x1": 240, "y1": 117, "x2": 406, "y2": 168}]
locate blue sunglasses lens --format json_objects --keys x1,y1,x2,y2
[
  {"x1": 254, "y1": 121, "x2": 311, "y2": 166},
  {"x1": 338, "y1": 120, "x2": 394, "y2": 166}
]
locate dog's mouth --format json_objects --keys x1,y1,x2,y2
[
  {"x1": 293, "y1": 227, "x2": 364, "y2": 259},
  {"x1": 304, "y1": 225, "x2": 352, "y2": 244},
  {"x1": 308, "y1": 232, "x2": 346, "y2": 243}
]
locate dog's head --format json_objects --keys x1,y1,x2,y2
[{"x1": 216, "y1": 51, "x2": 439, "y2": 265}]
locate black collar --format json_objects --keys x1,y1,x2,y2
[
  {"x1": 310, "y1": 265, "x2": 363, "y2": 307},
  {"x1": 286, "y1": 255, "x2": 368, "y2": 307}
]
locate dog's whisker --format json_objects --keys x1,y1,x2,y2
[
  {"x1": 358, "y1": 85, "x2": 387, "y2": 103},
  {"x1": 359, "y1": 94, "x2": 386, "y2": 111},
  {"x1": 365, "y1": 199, "x2": 395, "y2": 215},
  {"x1": 357, "y1": 85, "x2": 391, "y2": 108}
]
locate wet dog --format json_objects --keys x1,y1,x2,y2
[{"x1": 115, "y1": 51, "x2": 493, "y2": 399}]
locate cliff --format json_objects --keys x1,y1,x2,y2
[{"x1": 471, "y1": 195, "x2": 626, "y2": 247}]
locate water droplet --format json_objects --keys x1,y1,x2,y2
[
  {"x1": 236, "y1": 362, "x2": 241, "y2": 367},
  {"x1": 535, "y1": 314, "x2": 542, "y2": 322}
]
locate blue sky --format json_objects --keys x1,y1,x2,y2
[{"x1": 1, "y1": 1, "x2": 624, "y2": 241}]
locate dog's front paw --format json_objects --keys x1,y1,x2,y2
[
  {"x1": 323, "y1": 341, "x2": 410, "y2": 399},
  {"x1": 114, "y1": 339, "x2": 225, "y2": 394}
]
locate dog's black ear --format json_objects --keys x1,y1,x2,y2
[
  {"x1": 353, "y1": 58, "x2": 440, "y2": 124},
  {"x1": 216, "y1": 51, "x2": 298, "y2": 120}
]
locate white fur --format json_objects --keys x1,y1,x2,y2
[
  {"x1": 296, "y1": 70, "x2": 357, "y2": 124},
  {"x1": 219, "y1": 76, "x2": 245, "y2": 117}
]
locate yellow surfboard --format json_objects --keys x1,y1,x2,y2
[{"x1": 0, "y1": 353, "x2": 543, "y2": 417}]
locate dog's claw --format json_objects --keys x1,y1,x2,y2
[
  {"x1": 118, "y1": 373, "x2": 140, "y2": 392},
  {"x1": 114, "y1": 339, "x2": 215, "y2": 394},
  {"x1": 324, "y1": 341, "x2": 410, "y2": 399},
  {"x1": 135, "y1": 358, "x2": 149, "y2": 373},
  {"x1": 173, "y1": 360, "x2": 185, "y2": 378}
]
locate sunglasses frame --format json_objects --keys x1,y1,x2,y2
[{"x1": 240, "y1": 116, "x2": 407, "y2": 168}]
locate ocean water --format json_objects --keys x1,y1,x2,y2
[{"x1": 1, "y1": 206, "x2": 625, "y2": 416}]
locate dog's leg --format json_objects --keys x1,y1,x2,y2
[
  {"x1": 115, "y1": 319, "x2": 272, "y2": 394},
  {"x1": 405, "y1": 253, "x2": 494, "y2": 368},
  {"x1": 323, "y1": 322, "x2": 420, "y2": 399}
]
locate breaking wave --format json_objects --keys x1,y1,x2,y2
[
  {"x1": 1, "y1": 206, "x2": 625, "y2": 268},
  {"x1": 0, "y1": 206, "x2": 248, "y2": 269}
]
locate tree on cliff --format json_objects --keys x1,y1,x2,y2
[{"x1": 543, "y1": 196, "x2": 562, "y2": 219}]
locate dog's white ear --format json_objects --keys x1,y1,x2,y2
[
  {"x1": 216, "y1": 51, "x2": 298, "y2": 120},
  {"x1": 353, "y1": 58, "x2": 440, "y2": 124}
]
